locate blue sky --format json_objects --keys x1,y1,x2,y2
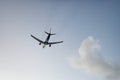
[{"x1": 0, "y1": 0, "x2": 120, "y2": 80}]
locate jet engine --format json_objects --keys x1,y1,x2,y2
[{"x1": 39, "y1": 43, "x2": 41, "y2": 45}]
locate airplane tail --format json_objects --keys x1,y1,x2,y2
[
  {"x1": 45, "y1": 31, "x2": 56, "y2": 35},
  {"x1": 45, "y1": 28, "x2": 56, "y2": 35}
]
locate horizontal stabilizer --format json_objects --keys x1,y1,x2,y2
[{"x1": 45, "y1": 31, "x2": 56, "y2": 35}]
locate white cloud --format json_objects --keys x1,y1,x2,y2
[{"x1": 68, "y1": 36, "x2": 120, "y2": 80}]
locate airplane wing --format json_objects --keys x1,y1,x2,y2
[
  {"x1": 31, "y1": 34, "x2": 44, "y2": 43},
  {"x1": 48, "y1": 41, "x2": 63, "y2": 45}
]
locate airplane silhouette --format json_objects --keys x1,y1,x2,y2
[{"x1": 31, "y1": 28, "x2": 63, "y2": 48}]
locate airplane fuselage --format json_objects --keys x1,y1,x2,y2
[{"x1": 44, "y1": 34, "x2": 51, "y2": 44}]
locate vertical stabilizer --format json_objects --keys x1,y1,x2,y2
[{"x1": 45, "y1": 28, "x2": 56, "y2": 35}]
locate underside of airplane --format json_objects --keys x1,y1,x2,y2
[{"x1": 31, "y1": 29, "x2": 63, "y2": 48}]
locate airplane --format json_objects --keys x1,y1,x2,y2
[{"x1": 31, "y1": 29, "x2": 63, "y2": 48}]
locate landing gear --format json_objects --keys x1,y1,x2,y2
[
  {"x1": 43, "y1": 45, "x2": 45, "y2": 48},
  {"x1": 39, "y1": 43, "x2": 41, "y2": 45},
  {"x1": 49, "y1": 44, "x2": 51, "y2": 47}
]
